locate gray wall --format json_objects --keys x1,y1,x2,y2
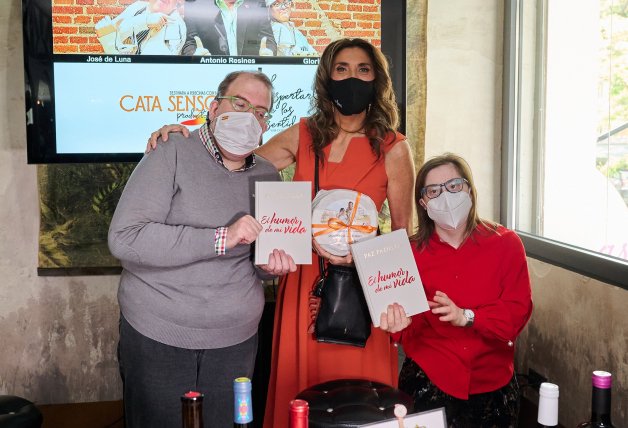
[
  {"x1": 0, "y1": 0, "x2": 626, "y2": 426},
  {"x1": 0, "y1": 0, "x2": 122, "y2": 403},
  {"x1": 519, "y1": 260, "x2": 627, "y2": 427}
]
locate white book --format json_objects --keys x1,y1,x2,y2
[
  {"x1": 254, "y1": 181, "x2": 312, "y2": 265},
  {"x1": 350, "y1": 229, "x2": 429, "y2": 327}
]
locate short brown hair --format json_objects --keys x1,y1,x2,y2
[
  {"x1": 216, "y1": 70, "x2": 275, "y2": 110},
  {"x1": 413, "y1": 153, "x2": 499, "y2": 248}
]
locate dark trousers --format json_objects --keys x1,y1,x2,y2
[
  {"x1": 118, "y1": 316, "x2": 258, "y2": 428},
  {"x1": 399, "y1": 358, "x2": 520, "y2": 428}
]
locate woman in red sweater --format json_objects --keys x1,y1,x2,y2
[{"x1": 381, "y1": 153, "x2": 533, "y2": 427}]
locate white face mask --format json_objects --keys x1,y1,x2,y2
[
  {"x1": 211, "y1": 111, "x2": 262, "y2": 156},
  {"x1": 426, "y1": 191, "x2": 472, "y2": 230}
]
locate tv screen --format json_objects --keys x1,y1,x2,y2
[{"x1": 23, "y1": 0, "x2": 406, "y2": 163}]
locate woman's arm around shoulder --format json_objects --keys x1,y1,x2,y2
[
  {"x1": 255, "y1": 123, "x2": 299, "y2": 171},
  {"x1": 146, "y1": 124, "x2": 191, "y2": 153},
  {"x1": 385, "y1": 139, "x2": 416, "y2": 233}
]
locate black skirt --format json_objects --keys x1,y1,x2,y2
[{"x1": 398, "y1": 358, "x2": 520, "y2": 428}]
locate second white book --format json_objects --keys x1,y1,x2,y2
[{"x1": 350, "y1": 229, "x2": 429, "y2": 327}]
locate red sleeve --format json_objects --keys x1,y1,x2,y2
[
  {"x1": 473, "y1": 230, "x2": 533, "y2": 342},
  {"x1": 391, "y1": 311, "x2": 429, "y2": 346}
]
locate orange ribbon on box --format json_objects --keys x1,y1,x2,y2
[{"x1": 312, "y1": 192, "x2": 377, "y2": 244}]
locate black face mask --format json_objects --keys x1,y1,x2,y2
[{"x1": 328, "y1": 77, "x2": 375, "y2": 116}]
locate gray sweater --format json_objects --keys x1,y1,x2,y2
[{"x1": 108, "y1": 130, "x2": 280, "y2": 349}]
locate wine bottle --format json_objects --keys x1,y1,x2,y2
[
  {"x1": 289, "y1": 399, "x2": 309, "y2": 428},
  {"x1": 537, "y1": 382, "x2": 559, "y2": 427},
  {"x1": 233, "y1": 377, "x2": 253, "y2": 427},
  {"x1": 181, "y1": 391, "x2": 204, "y2": 428},
  {"x1": 576, "y1": 370, "x2": 615, "y2": 428}
]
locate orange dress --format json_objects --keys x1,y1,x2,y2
[{"x1": 263, "y1": 119, "x2": 404, "y2": 427}]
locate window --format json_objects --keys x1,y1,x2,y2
[{"x1": 503, "y1": 0, "x2": 628, "y2": 289}]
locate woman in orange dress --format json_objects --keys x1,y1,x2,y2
[
  {"x1": 146, "y1": 38, "x2": 415, "y2": 427},
  {"x1": 256, "y1": 38, "x2": 415, "y2": 428}
]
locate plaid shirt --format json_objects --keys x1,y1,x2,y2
[{"x1": 199, "y1": 123, "x2": 256, "y2": 254}]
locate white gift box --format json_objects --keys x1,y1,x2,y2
[{"x1": 312, "y1": 189, "x2": 378, "y2": 256}]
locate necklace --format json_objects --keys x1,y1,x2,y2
[{"x1": 338, "y1": 123, "x2": 365, "y2": 134}]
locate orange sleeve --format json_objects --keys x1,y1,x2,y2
[{"x1": 381, "y1": 131, "x2": 406, "y2": 154}]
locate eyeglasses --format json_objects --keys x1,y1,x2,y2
[
  {"x1": 216, "y1": 96, "x2": 272, "y2": 122},
  {"x1": 271, "y1": 1, "x2": 293, "y2": 10},
  {"x1": 420, "y1": 177, "x2": 469, "y2": 199}
]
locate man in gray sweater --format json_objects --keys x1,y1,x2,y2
[{"x1": 108, "y1": 70, "x2": 296, "y2": 428}]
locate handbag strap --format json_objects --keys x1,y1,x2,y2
[
  {"x1": 314, "y1": 151, "x2": 326, "y2": 284},
  {"x1": 314, "y1": 151, "x2": 320, "y2": 194}
]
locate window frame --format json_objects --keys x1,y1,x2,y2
[{"x1": 502, "y1": 0, "x2": 628, "y2": 290}]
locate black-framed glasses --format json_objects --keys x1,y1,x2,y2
[
  {"x1": 216, "y1": 96, "x2": 272, "y2": 122},
  {"x1": 271, "y1": 1, "x2": 293, "y2": 10},
  {"x1": 420, "y1": 177, "x2": 469, "y2": 199}
]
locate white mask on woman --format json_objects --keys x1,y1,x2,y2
[
  {"x1": 426, "y1": 191, "x2": 472, "y2": 230},
  {"x1": 212, "y1": 111, "x2": 262, "y2": 156}
]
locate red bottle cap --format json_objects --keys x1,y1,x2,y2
[
  {"x1": 289, "y1": 399, "x2": 309, "y2": 414},
  {"x1": 183, "y1": 391, "x2": 204, "y2": 400}
]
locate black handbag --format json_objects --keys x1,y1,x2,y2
[{"x1": 312, "y1": 152, "x2": 372, "y2": 347}]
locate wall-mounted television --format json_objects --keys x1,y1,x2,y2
[{"x1": 23, "y1": 0, "x2": 406, "y2": 163}]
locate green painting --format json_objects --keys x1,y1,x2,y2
[{"x1": 38, "y1": 163, "x2": 136, "y2": 271}]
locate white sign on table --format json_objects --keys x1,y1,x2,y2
[{"x1": 358, "y1": 407, "x2": 447, "y2": 428}]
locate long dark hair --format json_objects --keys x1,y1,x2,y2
[
  {"x1": 413, "y1": 153, "x2": 499, "y2": 249},
  {"x1": 307, "y1": 38, "x2": 399, "y2": 162}
]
